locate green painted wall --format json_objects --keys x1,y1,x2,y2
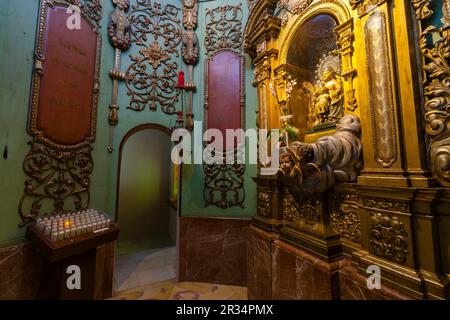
[
  {"x1": 108, "y1": 0, "x2": 257, "y2": 219},
  {"x1": 180, "y1": 0, "x2": 258, "y2": 218},
  {"x1": 0, "y1": 0, "x2": 115, "y2": 247},
  {"x1": 0, "y1": 0, "x2": 257, "y2": 247},
  {"x1": 107, "y1": 0, "x2": 184, "y2": 220}
]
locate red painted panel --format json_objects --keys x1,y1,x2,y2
[
  {"x1": 207, "y1": 51, "x2": 242, "y2": 150},
  {"x1": 36, "y1": 6, "x2": 98, "y2": 146}
]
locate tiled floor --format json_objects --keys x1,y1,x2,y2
[
  {"x1": 115, "y1": 246, "x2": 176, "y2": 292},
  {"x1": 113, "y1": 245, "x2": 248, "y2": 300},
  {"x1": 110, "y1": 279, "x2": 248, "y2": 300}
]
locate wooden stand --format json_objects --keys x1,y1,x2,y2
[{"x1": 27, "y1": 223, "x2": 119, "y2": 300}]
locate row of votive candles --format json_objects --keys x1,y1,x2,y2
[{"x1": 35, "y1": 209, "x2": 112, "y2": 242}]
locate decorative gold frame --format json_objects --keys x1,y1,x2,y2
[
  {"x1": 203, "y1": 4, "x2": 246, "y2": 209},
  {"x1": 28, "y1": 0, "x2": 102, "y2": 151}
]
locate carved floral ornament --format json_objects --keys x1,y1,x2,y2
[
  {"x1": 369, "y1": 212, "x2": 409, "y2": 264},
  {"x1": 278, "y1": 0, "x2": 312, "y2": 27},
  {"x1": 183, "y1": 0, "x2": 198, "y2": 30},
  {"x1": 329, "y1": 191, "x2": 360, "y2": 242},
  {"x1": 205, "y1": 4, "x2": 243, "y2": 56},
  {"x1": 411, "y1": 0, "x2": 450, "y2": 187},
  {"x1": 125, "y1": 0, "x2": 182, "y2": 114}
]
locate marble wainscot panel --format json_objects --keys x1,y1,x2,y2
[
  {"x1": 247, "y1": 226, "x2": 274, "y2": 300},
  {"x1": 339, "y1": 262, "x2": 412, "y2": 300},
  {"x1": 0, "y1": 242, "x2": 44, "y2": 299},
  {"x1": 272, "y1": 240, "x2": 345, "y2": 300},
  {"x1": 178, "y1": 217, "x2": 250, "y2": 286},
  {"x1": 94, "y1": 241, "x2": 116, "y2": 299}
]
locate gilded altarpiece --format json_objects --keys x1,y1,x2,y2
[{"x1": 245, "y1": 0, "x2": 450, "y2": 300}]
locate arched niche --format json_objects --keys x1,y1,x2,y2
[
  {"x1": 115, "y1": 124, "x2": 177, "y2": 253},
  {"x1": 284, "y1": 14, "x2": 339, "y2": 138}
]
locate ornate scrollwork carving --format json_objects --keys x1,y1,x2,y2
[
  {"x1": 107, "y1": 0, "x2": 131, "y2": 152},
  {"x1": 349, "y1": 0, "x2": 385, "y2": 16},
  {"x1": 183, "y1": 0, "x2": 198, "y2": 30},
  {"x1": 257, "y1": 188, "x2": 271, "y2": 217},
  {"x1": 204, "y1": 158, "x2": 246, "y2": 209},
  {"x1": 363, "y1": 197, "x2": 409, "y2": 213},
  {"x1": 279, "y1": 115, "x2": 362, "y2": 200},
  {"x1": 278, "y1": 0, "x2": 312, "y2": 27},
  {"x1": 125, "y1": 0, "x2": 182, "y2": 113},
  {"x1": 203, "y1": 4, "x2": 246, "y2": 209},
  {"x1": 205, "y1": 4, "x2": 243, "y2": 56},
  {"x1": 79, "y1": 0, "x2": 103, "y2": 29},
  {"x1": 412, "y1": 0, "x2": 450, "y2": 186},
  {"x1": 109, "y1": 0, "x2": 131, "y2": 51},
  {"x1": 182, "y1": 31, "x2": 199, "y2": 65},
  {"x1": 19, "y1": 143, "x2": 93, "y2": 227},
  {"x1": 330, "y1": 192, "x2": 360, "y2": 242},
  {"x1": 369, "y1": 212, "x2": 409, "y2": 264},
  {"x1": 21, "y1": 0, "x2": 102, "y2": 224},
  {"x1": 283, "y1": 190, "x2": 322, "y2": 225},
  {"x1": 253, "y1": 57, "x2": 271, "y2": 85},
  {"x1": 411, "y1": 0, "x2": 432, "y2": 19},
  {"x1": 283, "y1": 190, "x2": 299, "y2": 222}
]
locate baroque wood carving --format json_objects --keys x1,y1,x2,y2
[
  {"x1": 125, "y1": 0, "x2": 182, "y2": 114},
  {"x1": 279, "y1": 115, "x2": 362, "y2": 198},
  {"x1": 412, "y1": 0, "x2": 450, "y2": 187},
  {"x1": 203, "y1": 4, "x2": 246, "y2": 209},
  {"x1": 205, "y1": 4, "x2": 243, "y2": 57},
  {"x1": 20, "y1": 0, "x2": 102, "y2": 226},
  {"x1": 349, "y1": 0, "x2": 387, "y2": 16},
  {"x1": 369, "y1": 212, "x2": 409, "y2": 264},
  {"x1": 182, "y1": 0, "x2": 199, "y2": 130},
  {"x1": 257, "y1": 188, "x2": 271, "y2": 218},
  {"x1": 330, "y1": 191, "x2": 360, "y2": 243},
  {"x1": 283, "y1": 190, "x2": 322, "y2": 227},
  {"x1": 107, "y1": 0, "x2": 131, "y2": 152}
]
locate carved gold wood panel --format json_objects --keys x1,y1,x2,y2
[{"x1": 412, "y1": 0, "x2": 450, "y2": 187}]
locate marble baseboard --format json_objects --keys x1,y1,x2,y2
[
  {"x1": 272, "y1": 240, "x2": 344, "y2": 300},
  {"x1": 0, "y1": 242, "x2": 44, "y2": 299},
  {"x1": 178, "y1": 217, "x2": 250, "y2": 286},
  {"x1": 247, "y1": 226, "x2": 273, "y2": 300},
  {"x1": 339, "y1": 263, "x2": 412, "y2": 300},
  {"x1": 247, "y1": 225, "x2": 413, "y2": 300},
  {"x1": 95, "y1": 241, "x2": 116, "y2": 299}
]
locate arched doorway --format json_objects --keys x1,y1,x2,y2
[{"x1": 114, "y1": 124, "x2": 178, "y2": 292}]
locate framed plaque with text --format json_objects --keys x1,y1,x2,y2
[
  {"x1": 29, "y1": 0, "x2": 102, "y2": 150},
  {"x1": 19, "y1": 0, "x2": 103, "y2": 226}
]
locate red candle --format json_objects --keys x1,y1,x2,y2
[
  {"x1": 178, "y1": 71, "x2": 185, "y2": 89},
  {"x1": 178, "y1": 111, "x2": 183, "y2": 121}
]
